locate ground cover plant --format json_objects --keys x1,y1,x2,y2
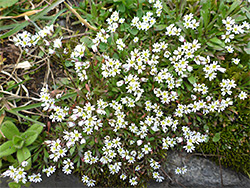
[{"x1": 0, "y1": 0, "x2": 250, "y2": 187}]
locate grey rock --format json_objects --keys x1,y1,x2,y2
[{"x1": 163, "y1": 151, "x2": 250, "y2": 188}]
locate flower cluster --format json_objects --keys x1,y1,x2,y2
[
  {"x1": 101, "y1": 56, "x2": 121, "y2": 78},
  {"x1": 165, "y1": 24, "x2": 182, "y2": 36},
  {"x1": 106, "y1": 11, "x2": 124, "y2": 33},
  {"x1": 42, "y1": 166, "x2": 56, "y2": 177},
  {"x1": 183, "y1": 13, "x2": 199, "y2": 29},
  {"x1": 12, "y1": 25, "x2": 64, "y2": 55},
  {"x1": 151, "y1": 0, "x2": 163, "y2": 16},
  {"x1": 175, "y1": 166, "x2": 187, "y2": 175},
  {"x1": 74, "y1": 60, "x2": 90, "y2": 81},
  {"x1": 28, "y1": 173, "x2": 42, "y2": 183},
  {"x1": 2, "y1": 166, "x2": 27, "y2": 184},
  {"x1": 130, "y1": 1, "x2": 162, "y2": 31},
  {"x1": 203, "y1": 61, "x2": 226, "y2": 81},
  {"x1": 82, "y1": 175, "x2": 96, "y2": 187},
  {"x1": 62, "y1": 159, "x2": 74, "y2": 175},
  {"x1": 71, "y1": 43, "x2": 86, "y2": 58},
  {"x1": 63, "y1": 129, "x2": 84, "y2": 148},
  {"x1": 220, "y1": 79, "x2": 237, "y2": 96},
  {"x1": 40, "y1": 85, "x2": 69, "y2": 122},
  {"x1": 45, "y1": 139, "x2": 67, "y2": 162},
  {"x1": 222, "y1": 16, "x2": 250, "y2": 53},
  {"x1": 2, "y1": 163, "x2": 42, "y2": 184},
  {"x1": 37, "y1": 7, "x2": 249, "y2": 186},
  {"x1": 116, "y1": 38, "x2": 126, "y2": 51}
]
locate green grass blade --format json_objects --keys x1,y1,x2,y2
[
  {"x1": 10, "y1": 102, "x2": 44, "y2": 112},
  {"x1": 0, "y1": 23, "x2": 19, "y2": 31},
  {"x1": 5, "y1": 109, "x2": 45, "y2": 127},
  {"x1": 0, "y1": 0, "x2": 65, "y2": 39},
  {"x1": 225, "y1": 0, "x2": 241, "y2": 17},
  {"x1": 49, "y1": 8, "x2": 67, "y2": 25}
]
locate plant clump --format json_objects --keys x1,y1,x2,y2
[{"x1": 1, "y1": 0, "x2": 250, "y2": 187}]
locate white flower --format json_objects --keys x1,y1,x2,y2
[
  {"x1": 135, "y1": 165, "x2": 141, "y2": 171},
  {"x1": 87, "y1": 179, "x2": 96, "y2": 187},
  {"x1": 80, "y1": 138, "x2": 86, "y2": 144},
  {"x1": 232, "y1": 58, "x2": 240, "y2": 65},
  {"x1": 117, "y1": 80, "x2": 124, "y2": 87},
  {"x1": 137, "y1": 140, "x2": 143, "y2": 146},
  {"x1": 181, "y1": 166, "x2": 187, "y2": 174},
  {"x1": 21, "y1": 161, "x2": 28, "y2": 167},
  {"x1": 120, "y1": 173, "x2": 127, "y2": 180},
  {"x1": 129, "y1": 177, "x2": 138, "y2": 186},
  {"x1": 133, "y1": 37, "x2": 139, "y2": 43},
  {"x1": 82, "y1": 175, "x2": 89, "y2": 183},
  {"x1": 53, "y1": 38, "x2": 62, "y2": 48},
  {"x1": 225, "y1": 45, "x2": 234, "y2": 53},
  {"x1": 119, "y1": 18, "x2": 125, "y2": 24},
  {"x1": 238, "y1": 91, "x2": 247, "y2": 100},
  {"x1": 91, "y1": 45, "x2": 98, "y2": 52},
  {"x1": 62, "y1": 166, "x2": 72, "y2": 175},
  {"x1": 30, "y1": 173, "x2": 42, "y2": 183}
]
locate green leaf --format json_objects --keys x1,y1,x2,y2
[
  {"x1": 207, "y1": 42, "x2": 224, "y2": 51},
  {"x1": 241, "y1": 7, "x2": 250, "y2": 20},
  {"x1": 118, "y1": 3, "x2": 125, "y2": 12},
  {"x1": 200, "y1": 10, "x2": 209, "y2": 28},
  {"x1": 212, "y1": 132, "x2": 221, "y2": 142},
  {"x1": 6, "y1": 79, "x2": 28, "y2": 92},
  {"x1": 12, "y1": 135, "x2": 24, "y2": 149},
  {"x1": 187, "y1": 76, "x2": 196, "y2": 84},
  {"x1": 137, "y1": 8, "x2": 143, "y2": 18},
  {"x1": 244, "y1": 47, "x2": 250, "y2": 54},
  {"x1": 204, "y1": 125, "x2": 209, "y2": 131},
  {"x1": 184, "y1": 82, "x2": 192, "y2": 91},
  {"x1": 21, "y1": 130, "x2": 38, "y2": 146},
  {"x1": 1, "y1": 120, "x2": 20, "y2": 140},
  {"x1": 209, "y1": 37, "x2": 224, "y2": 47},
  {"x1": 154, "y1": 24, "x2": 168, "y2": 31},
  {"x1": 99, "y1": 42, "x2": 108, "y2": 52},
  {"x1": 44, "y1": 148, "x2": 49, "y2": 158},
  {"x1": 6, "y1": 155, "x2": 17, "y2": 163},
  {"x1": 149, "y1": 137, "x2": 155, "y2": 141},
  {"x1": 26, "y1": 123, "x2": 43, "y2": 135},
  {"x1": 80, "y1": 36, "x2": 93, "y2": 47},
  {"x1": 0, "y1": 140, "x2": 16, "y2": 158},
  {"x1": 234, "y1": 15, "x2": 246, "y2": 22},
  {"x1": 17, "y1": 147, "x2": 31, "y2": 170},
  {"x1": 225, "y1": 0, "x2": 241, "y2": 17},
  {"x1": 89, "y1": 140, "x2": 95, "y2": 147},
  {"x1": 91, "y1": 3, "x2": 97, "y2": 17},
  {"x1": 123, "y1": 0, "x2": 135, "y2": 8},
  {"x1": 128, "y1": 28, "x2": 138, "y2": 35},
  {"x1": 65, "y1": 60, "x2": 73, "y2": 67},
  {"x1": 0, "y1": 23, "x2": 19, "y2": 31},
  {"x1": 8, "y1": 182, "x2": 21, "y2": 188},
  {"x1": 0, "y1": 0, "x2": 18, "y2": 8},
  {"x1": 219, "y1": 1, "x2": 228, "y2": 18},
  {"x1": 162, "y1": 2, "x2": 174, "y2": 19},
  {"x1": 69, "y1": 145, "x2": 76, "y2": 155},
  {"x1": 50, "y1": 8, "x2": 67, "y2": 25}
]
